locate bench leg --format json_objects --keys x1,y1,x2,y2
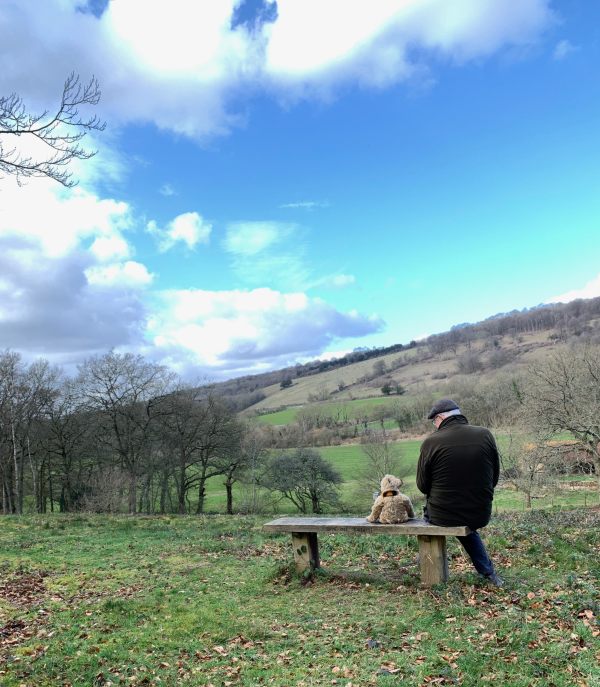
[
  {"x1": 291, "y1": 532, "x2": 320, "y2": 573},
  {"x1": 418, "y1": 535, "x2": 448, "y2": 586}
]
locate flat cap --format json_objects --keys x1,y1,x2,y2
[{"x1": 427, "y1": 398, "x2": 460, "y2": 420}]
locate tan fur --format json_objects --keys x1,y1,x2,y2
[{"x1": 367, "y1": 474, "x2": 415, "y2": 524}]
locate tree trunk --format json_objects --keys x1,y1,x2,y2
[
  {"x1": 128, "y1": 471, "x2": 137, "y2": 514},
  {"x1": 197, "y1": 477, "x2": 206, "y2": 514},
  {"x1": 12, "y1": 423, "x2": 22, "y2": 514},
  {"x1": 47, "y1": 462, "x2": 54, "y2": 513},
  {"x1": 178, "y1": 457, "x2": 187, "y2": 514},
  {"x1": 225, "y1": 478, "x2": 233, "y2": 515},
  {"x1": 159, "y1": 471, "x2": 169, "y2": 514}
]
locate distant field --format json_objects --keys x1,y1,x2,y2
[
  {"x1": 253, "y1": 395, "x2": 408, "y2": 426},
  {"x1": 200, "y1": 436, "x2": 598, "y2": 515}
]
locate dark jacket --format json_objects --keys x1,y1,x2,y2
[{"x1": 416, "y1": 415, "x2": 499, "y2": 530}]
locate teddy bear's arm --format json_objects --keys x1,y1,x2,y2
[
  {"x1": 367, "y1": 496, "x2": 384, "y2": 522},
  {"x1": 403, "y1": 496, "x2": 415, "y2": 519}
]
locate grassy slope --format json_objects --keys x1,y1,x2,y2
[
  {"x1": 1, "y1": 512, "x2": 598, "y2": 687},
  {"x1": 247, "y1": 331, "x2": 557, "y2": 412}
]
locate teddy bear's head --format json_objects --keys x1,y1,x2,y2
[{"x1": 380, "y1": 474, "x2": 403, "y2": 494}]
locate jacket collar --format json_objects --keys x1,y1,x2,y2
[{"x1": 438, "y1": 414, "x2": 468, "y2": 430}]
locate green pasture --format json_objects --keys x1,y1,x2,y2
[
  {"x1": 1, "y1": 511, "x2": 598, "y2": 687},
  {"x1": 253, "y1": 406, "x2": 301, "y2": 425},
  {"x1": 253, "y1": 395, "x2": 408, "y2": 426},
  {"x1": 199, "y1": 438, "x2": 598, "y2": 516}
]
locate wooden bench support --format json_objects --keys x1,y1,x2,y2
[
  {"x1": 417, "y1": 535, "x2": 448, "y2": 585},
  {"x1": 291, "y1": 531, "x2": 320, "y2": 573},
  {"x1": 264, "y1": 517, "x2": 469, "y2": 586}
]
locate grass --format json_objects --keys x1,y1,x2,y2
[
  {"x1": 1, "y1": 511, "x2": 598, "y2": 686},
  {"x1": 198, "y1": 437, "x2": 598, "y2": 515},
  {"x1": 253, "y1": 397, "x2": 407, "y2": 426}
]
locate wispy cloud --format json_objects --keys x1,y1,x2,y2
[
  {"x1": 224, "y1": 221, "x2": 310, "y2": 289},
  {"x1": 546, "y1": 274, "x2": 600, "y2": 304},
  {"x1": 316, "y1": 273, "x2": 356, "y2": 289},
  {"x1": 147, "y1": 212, "x2": 212, "y2": 252},
  {"x1": 223, "y1": 221, "x2": 290, "y2": 256},
  {"x1": 159, "y1": 183, "x2": 177, "y2": 197},
  {"x1": 279, "y1": 200, "x2": 330, "y2": 210},
  {"x1": 553, "y1": 39, "x2": 579, "y2": 60}
]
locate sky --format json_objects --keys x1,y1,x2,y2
[{"x1": 1, "y1": 0, "x2": 599, "y2": 380}]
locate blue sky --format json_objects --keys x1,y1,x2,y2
[{"x1": 1, "y1": 0, "x2": 599, "y2": 378}]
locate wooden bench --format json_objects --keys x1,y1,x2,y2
[{"x1": 263, "y1": 517, "x2": 470, "y2": 586}]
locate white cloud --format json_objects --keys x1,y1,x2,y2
[
  {"x1": 264, "y1": 0, "x2": 555, "y2": 94},
  {"x1": 85, "y1": 260, "x2": 153, "y2": 287},
  {"x1": 0, "y1": 0, "x2": 555, "y2": 139},
  {"x1": 147, "y1": 287, "x2": 384, "y2": 374},
  {"x1": 546, "y1": 274, "x2": 600, "y2": 304},
  {"x1": 553, "y1": 39, "x2": 578, "y2": 61},
  {"x1": 0, "y1": 178, "x2": 131, "y2": 259},
  {"x1": 89, "y1": 235, "x2": 131, "y2": 262},
  {"x1": 147, "y1": 212, "x2": 212, "y2": 252},
  {"x1": 0, "y1": 177, "x2": 382, "y2": 376},
  {"x1": 0, "y1": 174, "x2": 148, "y2": 360}
]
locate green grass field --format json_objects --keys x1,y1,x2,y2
[
  {"x1": 253, "y1": 396, "x2": 408, "y2": 426},
  {"x1": 1, "y1": 511, "x2": 598, "y2": 686},
  {"x1": 200, "y1": 437, "x2": 598, "y2": 516}
]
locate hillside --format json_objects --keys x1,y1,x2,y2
[
  {"x1": 208, "y1": 296, "x2": 600, "y2": 415},
  {"x1": 247, "y1": 329, "x2": 554, "y2": 412}
]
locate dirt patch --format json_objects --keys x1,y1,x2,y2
[
  {"x1": 0, "y1": 570, "x2": 48, "y2": 608},
  {"x1": 0, "y1": 569, "x2": 49, "y2": 665}
]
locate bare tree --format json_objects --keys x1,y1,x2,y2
[
  {"x1": 0, "y1": 351, "x2": 28, "y2": 514},
  {"x1": 38, "y1": 378, "x2": 96, "y2": 512},
  {"x1": 236, "y1": 425, "x2": 269, "y2": 514},
  {"x1": 0, "y1": 72, "x2": 105, "y2": 187},
  {"x1": 353, "y1": 433, "x2": 407, "y2": 509},
  {"x1": 77, "y1": 351, "x2": 175, "y2": 514},
  {"x1": 526, "y1": 345, "x2": 600, "y2": 495},
  {"x1": 499, "y1": 427, "x2": 560, "y2": 509},
  {"x1": 0, "y1": 352, "x2": 59, "y2": 514},
  {"x1": 220, "y1": 420, "x2": 250, "y2": 515},
  {"x1": 153, "y1": 384, "x2": 210, "y2": 515},
  {"x1": 370, "y1": 405, "x2": 390, "y2": 435}
]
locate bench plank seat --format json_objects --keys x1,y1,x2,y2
[
  {"x1": 264, "y1": 517, "x2": 468, "y2": 537},
  {"x1": 263, "y1": 516, "x2": 470, "y2": 586}
]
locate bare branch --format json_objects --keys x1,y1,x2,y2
[{"x1": 0, "y1": 72, "x2": 106, "y2": 188}]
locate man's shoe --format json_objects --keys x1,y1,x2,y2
[{"x1": 484, "y1": 572, "x2": 504, "y2": 588}]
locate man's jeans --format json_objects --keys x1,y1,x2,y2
[
  {"x1": 456, "y1": 531, "x2": 495, "y2": 577},
  {"x1": 423, "y1": 505, "x2": 495, "y2": 577}
]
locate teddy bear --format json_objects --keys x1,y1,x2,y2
[{"x1": 367, "y1": 474, "x2": 415, "y2": 524}]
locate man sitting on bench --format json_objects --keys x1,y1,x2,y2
[{"x1": 417, "y1": 398, "x2": 503, "y2": 587}]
